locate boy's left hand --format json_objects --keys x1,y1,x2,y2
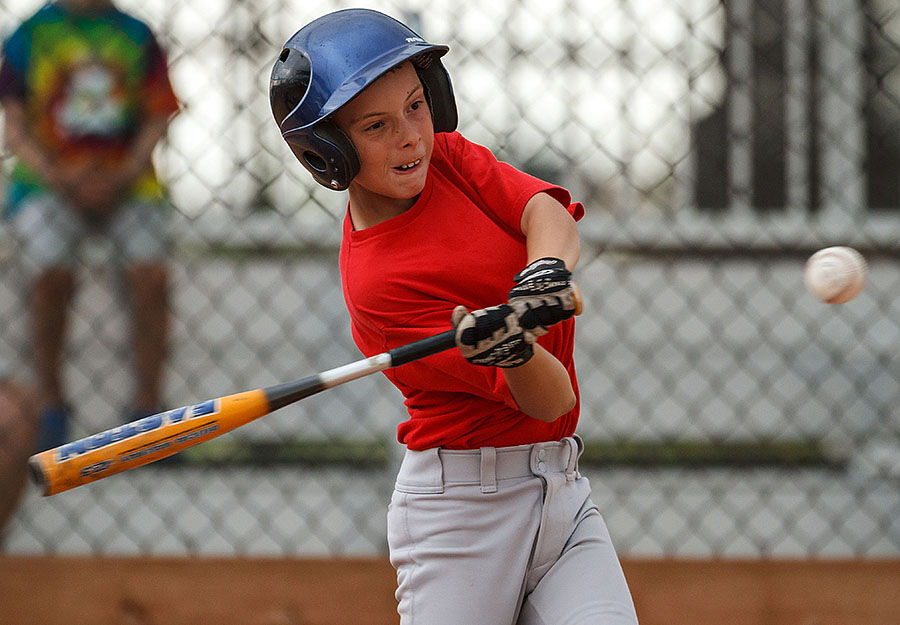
[{"x1": 451, "y1": 305, "x2": 533, "y2": 368}]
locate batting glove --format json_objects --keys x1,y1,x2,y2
[
  {"x1": 508, "y1": 257, "x2": 576, "y2": 341},
  {"x1": 451, "y1": 304, "x2": 533, "y2": 368}
]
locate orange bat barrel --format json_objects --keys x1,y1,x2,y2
[{"x1": 28, "y1": 389, "x2": 271, "y2": 496}]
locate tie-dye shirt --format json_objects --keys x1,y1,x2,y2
[{"x1": 0, "y1": 2, "x2": 179, "y2": 215}]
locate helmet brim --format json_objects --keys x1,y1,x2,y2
[{"x1": 281, "y1": 43, "x2": 448, "y2": 134}]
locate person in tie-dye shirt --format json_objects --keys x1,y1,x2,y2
[{"x1": 0, "y1": 0, "x2": 180, "y2": 451}]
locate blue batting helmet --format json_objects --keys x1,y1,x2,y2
[{"x1": 270, "y1": 8, "x2": 458, "y2": 190}]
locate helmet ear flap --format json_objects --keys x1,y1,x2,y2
[
  {"x1": 285, "y1": 122, "x2": 360, "y2": 190},
  {"x1": 417, "y1": 62, "x2": 457, "y2": 134}
]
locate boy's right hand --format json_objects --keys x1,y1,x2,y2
[
  {"x1": 508, "y1": 257, "x2": 577, "y2": 342},
  {"x1": 451, "y1": 305, "x2": 533, "y2": 368},
  {"x1": 508, "y1": 257, "x2": 573, "y2": 305}
]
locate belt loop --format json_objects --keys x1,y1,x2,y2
[
  {"x1": 565, "y1": 437, "x2": 581, "y2": 481},
  {"x1": 400, "y1": 448, "x2": 445, "y2": 494},
  {"x1": 480, "y1": 447, "x2": 498, "y2": 494}
]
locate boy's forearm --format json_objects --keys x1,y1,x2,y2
[
  {"x1": 503, "y1": 344, "x2": 576, "y2": 422},
  {"x1": 520, "y1": 192, "x2": 581, "y2": 270},
  {"x1": 506, "y1": 193, "x2": 580, "y2": 422}
]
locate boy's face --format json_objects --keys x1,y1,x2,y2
[{"x1": 333, "y1": 62, "x2": 434, "y2": 203}]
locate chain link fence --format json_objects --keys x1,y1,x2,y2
[{"x1": 2, "y1": 0, "x2": 899, "y2": 557}]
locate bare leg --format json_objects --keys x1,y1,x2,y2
[
  {"x1": 0, "y1": 379, "x2": 37, "y2": 534},
  {"x1": 30, "y1": 266, "x2": 76, "y2": 409},
  {"x1": 126, "y1": 261, "x2": 169, "y2": 415}
]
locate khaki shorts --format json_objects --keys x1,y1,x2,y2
[{"x1": 12, "y1": 193, "x2": 170, "y2": 275}]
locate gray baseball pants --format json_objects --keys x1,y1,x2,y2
[{"x1": 388, "y1": 436, "x2": 639, "y2": 624}]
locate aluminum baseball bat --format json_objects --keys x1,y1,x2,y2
[{"x1": 29, "y1": 286, "x2": 582, "y2": 496}]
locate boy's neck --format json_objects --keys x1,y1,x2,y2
[{"x1": 347, "y1": 189, "x2": 417, "y2": 230}]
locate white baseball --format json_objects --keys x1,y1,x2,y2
[{"x1": 804, "y1": 246, "x2": 867, "y2": 304}]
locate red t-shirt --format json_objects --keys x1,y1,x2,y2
[{"x1": 339, "y1": 132, "x2": 584, "y2": 450}]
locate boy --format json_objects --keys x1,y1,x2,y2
[{"x1": 270, "y1": 9, "x2": 638, "y2": 624}]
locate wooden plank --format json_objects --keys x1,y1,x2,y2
[
  {"x1": 1, "y1": 556, "x2": 899, "y2": 625},
  {"x1": 0, "y1": 556, "x2": 398, "y2": 625},
  {"x1": 623, "y1": 559, "x2": 900, "y2": 625}
]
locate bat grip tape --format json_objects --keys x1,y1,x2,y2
[{"x1": 388, "y1": 330, "x2": 456, "y2": 367}]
